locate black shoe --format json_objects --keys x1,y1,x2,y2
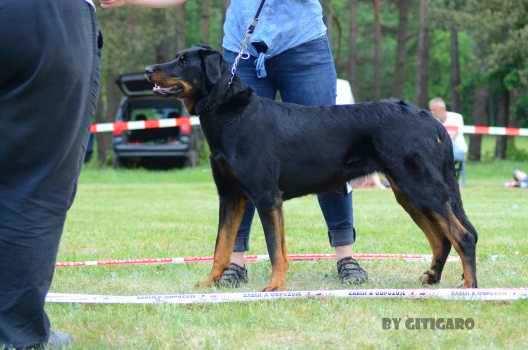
[
  {"x1": 216, "y1": 263, "x2": 248, "y2": 288},
  {"x1": 337, "y1": 257, "x2": 368, "y2": 285},
  {"x1": 1, "y1": 330, "x2": 72, "y2": 350}
]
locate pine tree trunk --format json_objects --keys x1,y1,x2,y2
[
  {"x1": 175, "y1": 4, "x2": 187, "y2": 50},
  {"x1": 221, "y1": 0, "x2": 229, "y2": 41},
  {"x1": 468, "y1": 86, "x2": 489, "y2": 161},
  {"x1": 392, "y1": 0, "x2": 409, "y2": 98},
  {"x1": 98, "y1": 79, "x2": 121, "y2": 166},
  {"x1": 323, "y1": 0, "x2": 335, "y2": 47},
  {"x1": 416, "y1": 0, "x2": 429, "y2": 108},
  {"x1": 94, "y1": 93, "x2": 108, "y2": 166},
  {"x1": 372, "y1": 0, "x2": 382, "y2": 99},
  {"x1": 201, "y1": 0, "x2": 211, "y2": 43},
  {"x1": 494, "y1": 90, "x2": 510, "y2": 159},
  {"x1": 347, "y1": 0, "x2": 359, "y2": 100},
  {"x1": 450, "y1": 25, "x2": 462, "y2": 112}
]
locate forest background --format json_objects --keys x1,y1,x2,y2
[{"x1": 93, "y1": 0, "x2": 528, "y2": 163}]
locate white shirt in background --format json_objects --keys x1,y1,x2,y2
[
  {"x1": 443, "y1": 111, "x2": 468, "y2": 153},
  {"x1": 335, "y1": 79, "x2": 356, "y2": 193},
  {"x1": 336, "y1": 79, "x2": 355, "y2": 105}
]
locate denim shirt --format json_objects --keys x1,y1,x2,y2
[{"x1": 223, "y1": 0, "x2": 327, "y2": 78}]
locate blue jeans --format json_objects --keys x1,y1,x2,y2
[{"x1": 223, "y1": 36, "x2": 356, "y2": 252}]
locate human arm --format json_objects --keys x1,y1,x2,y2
[{"x1": 99, "y1": 0, "x2": 186, "y2": 8}]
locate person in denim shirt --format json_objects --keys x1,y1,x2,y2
[{"x1": 101, "y1": 0, "x2": 368, "y2": 287}]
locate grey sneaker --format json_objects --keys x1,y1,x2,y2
[
  {"x1": 337, "y1": 257, "x2": 368, "y2": 285},
  {"x1": 1, "y1": 330, "x2": 71, "y2": 350},
  {"x1": 46, "y1": 330, "x2": 72, "y2": 349},
  {"x1": 216, "y1": 263, "x2": 248, "y2": 288}
]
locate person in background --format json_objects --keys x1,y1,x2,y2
[
  {"x1": 0, "y1": 0, "x2": 101, "y2": 348},
  {"x1": 101, "y1": 0, "x2": 369, "y2": 287},
  {"x1": 429, "y1": 97, "x2": 468, "y2": 163},
  {"x1": 505, "y1": 169, "x2": 528, "y2": 188}
]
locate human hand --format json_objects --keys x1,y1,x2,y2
[{"x1": 100, "y1": 0, "x2": 127, "y2": 8}]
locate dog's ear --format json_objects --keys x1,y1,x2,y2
[{"x1": 200, "y1": 49, "x2": 224, "y2": 86}]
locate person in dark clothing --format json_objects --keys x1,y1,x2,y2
[{"x1": 0, "y1": 0, "x2": 101, "y2": 348}]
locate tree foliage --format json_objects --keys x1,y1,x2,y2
[{"x1": 94, "y1": 0, "x2": 528, "y2": 162}]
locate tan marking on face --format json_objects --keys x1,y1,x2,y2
[
  {"x1": 183, "y1": 96, "x2": 197, "y2": 115},
  {"x1": 176, "y1": 79, "x2": 194, "y2": 97}
]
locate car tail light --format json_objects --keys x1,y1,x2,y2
[
  {"x1": 179, "y1": 117, "x2": 192, "y2": 135},
  {"x1": 112, "y1": 121, "x2": 127, "y2": 137}
]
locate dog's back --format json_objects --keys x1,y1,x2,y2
[{"x1": 251, "y1": 99, "x2": 447, "y2": 200}]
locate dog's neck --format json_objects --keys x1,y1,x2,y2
[{"x1": 194, "y1": 74, "x2": 253, "y2": 117}]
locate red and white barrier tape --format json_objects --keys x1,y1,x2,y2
[
  {"x1": 89, "y1": 116, "x2": 200, "y2": 134},
  {"x1": 55, "y1": 253, "x2": 459, "y2": 268},
  {"x1": 88, "y1": 118, "x2": 528, "y2": 137},
  {"x1": 463, "y1": 125, "x2": 528, "y2": 137},
  {"x1": 46, "y1": 288, "x2": 528, "y2": 304}
]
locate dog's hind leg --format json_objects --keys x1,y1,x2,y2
[
  {"x1": 389, "y1": 178, "x2": 476, "y2": 288},
  {"x1": 198, "y1": 194, "x2": 247, "y2": 288},
  {"x1": 429, "y1": 205, "x2": 477, "y2": 288},
  {"x1": 439, "y1": 156, "x2": 479, "y2": 287},
  {"x1": 389, "y1": 183, "x2": 452, "y2": 285},
  {"x1": 257, "y1": 202, "x2": 289, "y2": 292}
]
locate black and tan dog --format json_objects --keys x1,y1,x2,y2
[{"x1": 145, "y1": 45, "x2": 478, "y2": 291}]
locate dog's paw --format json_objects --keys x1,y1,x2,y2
[
  {"x1": 262, "y1": 284, "x2": 285, "y2": 292},
  {"x1": 419, "y1": 270, "x2": 439, "y2": 285}
]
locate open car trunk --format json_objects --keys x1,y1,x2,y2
[
  {"x1": 115, "y1": 73, "x2": 187, "y2": 144},
  {"x1": 122, "y1": 98, "x2": 185, "y2": 144}
]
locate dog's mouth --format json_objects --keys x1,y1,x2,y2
[
  {"x1": 152, "y1": 82, "x2": 184, "y2": 97},
  {"x1": 146, "y1": 71, "x2": 188, "y2": 97}
]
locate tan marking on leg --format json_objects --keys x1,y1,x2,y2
[
  {"x1": 263, "y1": 206, "x2": 289, "y2": 291},
  {"x1": 431, "y1": 206, "x2": 477, "y2": 288},
  {"x1": 387, "y1": 177, "x2": 451, "y2": 285},
  {"x1": 198, "y1": 196, "x2": 247, "y2": 288}
]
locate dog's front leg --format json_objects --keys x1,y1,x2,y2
[
  {"x1": 257, "y1": 203, "x2": 289, "y2": 292},
  {"x1": 197, "y1": 194, "x2": 247, "y2": 288}
]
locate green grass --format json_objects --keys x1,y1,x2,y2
[{"x1": 47, "y1": 159, "x2": 528, "y2": 349}]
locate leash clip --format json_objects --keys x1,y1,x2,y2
[
  {"x1": 228, "y1": 0, "x2": 266, "y2": 87},
  {"x1": 228, "y1": 23, "x2": 254, "y2": 87}
]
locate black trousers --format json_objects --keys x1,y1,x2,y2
[{"x1": 0, "y1": 0, "x2": 101, "y2": 347}]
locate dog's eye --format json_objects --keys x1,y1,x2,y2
[{"x1": 177, "y1": 56, "x2": 186, "y2": 65}]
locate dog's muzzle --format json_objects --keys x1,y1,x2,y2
[{"x1": 152, "y1": 83, "x2": 183, "y2": 97}]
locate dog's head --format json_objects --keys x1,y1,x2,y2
[{"x1": 145, "y1": 45, "x2": 228, "y2": 114}]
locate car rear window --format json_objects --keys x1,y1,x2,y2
[{"x1": 125, "y1": 99, "x2": 184, "y2": 121}]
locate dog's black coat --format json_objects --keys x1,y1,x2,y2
[
  {"x1": 146, "y1": 46, "x2": 478, "y2": 290},
  {"x1": 194, "y1": 63, "x2": 453, "y2": 214}
]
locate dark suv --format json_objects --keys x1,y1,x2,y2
[{"x1": 112, "y1": 73, "x2": 200, "y2": 167}]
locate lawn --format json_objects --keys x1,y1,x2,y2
[{"x1": 47, "y1": 154, "x2": 528, "y2": 349}]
